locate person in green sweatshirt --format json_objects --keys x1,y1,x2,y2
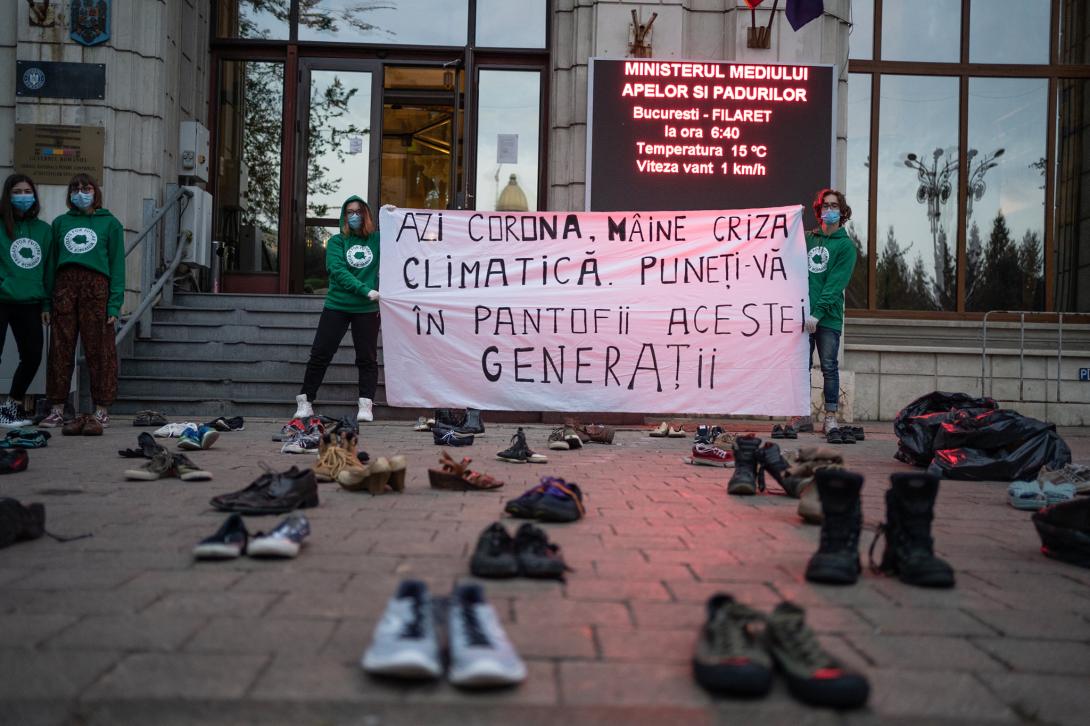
[
  {"x1": 803, "y1": 188, "x2": 857, "y2": 434},
  {"x1": 39, "y1": 173, "x2": 125, "y2": 429},
  {"x1": 0, "y1": 174, "x2": 53, "y2": 427},
  {"x1": 293, "y1": 195, "x2": 380, "y2": 423}
]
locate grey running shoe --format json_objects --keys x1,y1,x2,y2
[
  {"x1": 249, "y1": 514, "x2": 310, "y2": 558},
  {"x1": 764, "y1": 601, "x2": 870, "y2": 709},
  {"x1": 281, "y1": 426, "x2": 321, "y2": 454},
  {"x1": 448, "y1": 583, "x2": 526, "y2": 688},
  {"x1": 125, "y1": 449, "x2": 176, "y2": 481},
  {"x1": 692, "y1": 594, "x2": 773, "y2": 697},
  {"x1": 361, "y1": 580, "x2": 442, "y2": 680}
]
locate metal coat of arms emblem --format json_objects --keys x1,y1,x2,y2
[{"x1": 70, "y1": 0, "x2": 110, "y2": 46}]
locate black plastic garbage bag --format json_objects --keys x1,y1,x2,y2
[
  {"x1": 893, "y1": 391, "x2": 998, "y2": 466},
  {"x1": 926, "y1": 408, "x2": 1071, "y2": 482}
]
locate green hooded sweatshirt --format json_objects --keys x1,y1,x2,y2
[
  {"x1": 324, "y1": 195, "x2": 379, "y2": 314},
  {"x1": 48, "y1": 208, "x2": 126, "y2": 317},
  {"x1": 805, "y1": 226, "x2": 856, "y2": 332},
  {"x1": 0, "y1": 215, "x2": 53, "y2": 304}
]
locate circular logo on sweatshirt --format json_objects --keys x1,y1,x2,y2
[
  {"x1": 10, "y1": 238, "x2": 42, "y2": 269},
  {"x1": 64, "y1": 227, "x2": 98, "y2": 254},
  {"x1": 808, "y1": 246, "x2": 830, "y2": 274},
  {"x1": 346, "y1": 244, "x2": 373, "y2": 269}
]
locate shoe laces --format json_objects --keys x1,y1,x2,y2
[
  {"x1": 707, "y1": 602, "x2": 763, "y2": 656},
  {"x1": 771, "y1": 614, "x2": 833, "y2": 670},
  {"x1": 400, "y1": 595, "x2": 427, "y2": 639},
  {"x1": 460, "y1": 602, "x2": 490, "y2": 647}
]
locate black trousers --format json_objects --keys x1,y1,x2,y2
[
  {"x1": 300, "y1": 308, "x2": 379, "y2": 401},
  {"x1": 0, "y1": 301, "x2": 44, "y2": 400}
]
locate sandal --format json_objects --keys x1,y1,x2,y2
[{"x1": 428, "y1": 451, "x2": 504, "y2": 491}]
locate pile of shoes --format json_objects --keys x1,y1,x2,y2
[
  {"x1": 210, "y1": 465, "x2": 318, "y2": 514},
  {"x1": 362, "y1": 580, "x2": 526, "y2": 688},
  {"x1": 649, "y1": 422, "x2": 687, "y2": 438},
  {"x1": 281, "y1": 417, "x2": 324, "y2": 454},
  {"x1": 805, "y1": 469, "x2": 955, "y2": 588},
  {"x1": 778, "y1": 446, "x2": 845, "y2": 523},
  {"x1": 193, "y1": 513, "x2": 310, "y2": 560},
  {"x1": 496, "y1": 427, "x2": 547, "y2": 464},
  {"x1": 470, "y1": 522, "x2": 570, "y2": 580},
  {"x1": 0, "y1": 428, "x2": 48, "y2": 450},
  {"x1": 826, "y1": 425, "x2": 864, "y2": 445},
  {"x1": 504, "y1": 477, "x2": 585, "y2": 522},
  {"x1": 429, "y1": 452, "x2": 504, "y2": 491},
  {"x1": 121, "y1": 432, "x2": 213, "y2": 481},
  {"x1": 693, "y1": 593, "x2": 869, "y2": 709},
  {"x1": 546, "y1": 423, "x2": 584, "y2": 451}
]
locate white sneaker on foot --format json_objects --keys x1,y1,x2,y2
[
  {"x1": 294, "y1": 394, "x2": 314, "y2": 419},
  {"x1": 822, "y1": 413, "x2": 839, "y2": 434},
  {"x1": 357, "y1": 397, "x2": 374, "y2": 423}
]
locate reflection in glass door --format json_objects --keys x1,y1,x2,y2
[{"x1": 298, "y1": 66, "x2": 375, "y2": 294}]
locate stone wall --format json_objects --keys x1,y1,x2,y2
[
  {"x1": 549, "y1": 0, "x2": 853, "y2": 210},
  {"x1": 0, "y1": 0, "x2": 210, "y2": 312}
]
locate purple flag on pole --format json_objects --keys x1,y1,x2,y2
[{"x1": 786, "y1": 0, "x2": 824, "y2": 31}]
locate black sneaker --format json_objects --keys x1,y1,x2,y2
[
  {"x1": 469, "y1": 523, "x2": 519, "y2": 578},
  {"x1": 434, "y1": 424, "x2": 474, "y2": 447},
  {"x1": 764, "y1": 601, "x2": 870, "y2": 709},
  {"x1": 805, "y1": 469, "x2": 864, "y2": 585},
  {"x1": 692, "y1": 594, "x2": 773, "y2": 697},
  {"x1": 514, "y1": 523, "x2": 568, "y2": 579},
  {"x1": 193, "y1": 514, "x2": 249, "y2": 560},
  {"x1": 0, "y1": 401, "x2": 32, "y2": 428},
  {"x1": 496, "y1": 428, "x2": 547, "y2": 463}
]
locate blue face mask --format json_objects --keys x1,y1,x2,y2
[
  {"x1": 70, "y1": 191, "x2": 94, "y2": 209},
  {"x1": 10, "y1": 193, "x2": 35, "y2": 213},
  {"x1": 821, "y1": 209, "x2": 841, "y2": 226},
  {"x1": 347, "y1": 212, "x2": 363, "y2": 230}
]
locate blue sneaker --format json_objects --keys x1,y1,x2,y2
[{"x1": 178, "y1": 424, "x2": 219, "y2": 451}]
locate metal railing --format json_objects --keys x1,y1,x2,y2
[{"x1": 980, "y1": 310, "x2": 1067, "y2": 403}]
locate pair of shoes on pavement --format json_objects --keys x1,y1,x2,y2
[
  {"x1": 496, "y1": 428, "x2": 547, "y2": 463},
  {"x1": 725, "y1": 436, "x2": 792, "y2": 496},
  {"x1": 362, "y1": 580, "x2": 525, "y2": 688},
  {"x1": 132, "y1": 410, "x2": 168, "y2": 427},
  {"x1": 770, "y1": 422, "x2": 799, "y2": 439},
  {"x1": 0, "y1": 400, "x2": 32, "y2": 428},
  {"x1": 504, "y1": 477, "x2": 585, "y2": 522},
  {"x1": 649, "y1": 421, "x2": 687, "y2": 438},
  {"x1": 693, "y1": 594, "x2": 869, "y2": 709},
  {"x1": 0, "y1": 448, "x2": 29, "y2": 475},
  {"x1": 281, "y1": 420, "x2": 324, "y2": 454},
  {"x1": 805, "y1": 469, "x2": 955, "y2": 588},
  {"x1": 471, "y1": 522, "x2": 570, "y2": 579},
  {"x1": 1008, "y1": 479, "x2": 1075, "y2": 511},
  {"x1": 62, "y1": 414, "x2": 103, "y2": 436},
  {"x1": 210, "y1": 465, "x2": 318, "y2": 514},
  {"x1": 546, "y1": 424, "x2": 584, "y2": 450},
  {"x1": 826, "y1": 426, "x2": 864, "y2": 444},
  {"x1": 179, "y1": 424, "x2": 219, "y2": 451},
  {"x1": 193, "y1": 513, "x2": 310, "y2": 559},
  {"x1": 124, "y1": 446, "x2": 212, "y2": 481},
  {"x1": 0, "y1": 428, "x2": 49, "y2": 449}
]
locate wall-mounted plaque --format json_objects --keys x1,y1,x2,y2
[
  {"x1": 16, "y1": 60, "x2": 106, "y2": 100},
  {"x1": 14, "y1": 124, "x2": 105, "y2": 185}
]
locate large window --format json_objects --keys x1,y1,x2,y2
[
  {"x1": 474, "y1": 70, "x2": 541, "y2": 212},
  {"x1": 847, "y1": 0, "x2": 1090, "y2": 314}
]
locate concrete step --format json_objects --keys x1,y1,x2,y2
[
  {"x1": 119, "y1": 356, "x2": 366, "y2": 379},
  {"x1": 118, "y1": 375, "x2": 385, "y2": 402},
  {"x1": 174, "y1": 292, "x2": 326, "y2": 311},
  {"x1": 146, "y1": 321, "x2": 387, "y2": 346},
  {"x1": 128, "y1": 339, "x2": 386, "y2": 364},
  {"x1": 153, "y1": 305, "x2": 325, "y2": 327}
]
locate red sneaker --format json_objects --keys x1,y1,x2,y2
[{"x1": 687, "y1": 443, "x2": 735, "y2": 468}]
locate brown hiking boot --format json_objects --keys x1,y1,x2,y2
[{"x1": 335, "y1": 432, "x2": 369, "y2": 490}]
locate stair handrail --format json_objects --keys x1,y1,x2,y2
[
  {"x1": 125, "y1": 187, "x2": 192, "y2": 257},
  {"x1": 980, "y1": 310, "x2": 1066, "y2": 403}
]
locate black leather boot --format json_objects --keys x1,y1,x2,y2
[
  {"x1": 727, "y1": 435, "x2": 762, "y2": 496},
  {"x1": 755, "y1": 442, "x2": 791, "y2": 493},
  {"x1": 459, "y1": 408, "x2": 485, "y2": 434},
  {"x1": 805, "y1": 469, "x2": 863, "y2": 585},
  {"x1": 873, "y1": 473, "x2": 955, "y2": 588}
]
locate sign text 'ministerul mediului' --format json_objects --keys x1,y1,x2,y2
[{"x1": 588, "y1": 60, "x2": 834, "y2": 212}]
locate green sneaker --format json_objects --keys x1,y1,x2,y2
[
  {"x1": 692, "y1": 594, "x2": 773, "y2": 697},
  {"x1": 764, "y1": 602, "x2": 869, "y2": 709}
]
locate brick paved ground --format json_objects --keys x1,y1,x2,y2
[{"x1": 1, "y1": 417, "x2": 1089, "y2": 725}]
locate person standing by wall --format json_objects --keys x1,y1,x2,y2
[
  {"x1": 293, "y1": 195, "x2": 380, "y2": 423},
  {"x1": 0, "y1": 174, "x2": 53, "y2": 427},
  {"x1": 804, "y1": 188, "x2": 856, "y2": 434},
  {"x1": 39, "y1": 173, "x2": 124, "y2": 428}
]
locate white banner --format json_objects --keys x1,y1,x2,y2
[{"x1": 378, "y1": 205, "x2": 811, "y2": 415}]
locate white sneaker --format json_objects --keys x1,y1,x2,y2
[
  {"x1": 822, "y1": 413, "x2": 839, "y2": 434},
  {"x1": 361, "y1": 580, "x2": 442, "y2": 680},
  {"x1": 294, "y1": 394, "x2": 314, "y2": 419},
  {"x1": 447, "y1": 583, "x2": 526, "y2": 688},
  {"x1": 357, "y1": 397, "x2": 374, "y2": 423},
  {"x1": 154, "y1": 422, "x2": 197, "y2": 438}
]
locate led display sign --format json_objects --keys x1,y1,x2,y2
[{"x1": 587, "y1": 59, "x2": 834, "y2": 212}]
